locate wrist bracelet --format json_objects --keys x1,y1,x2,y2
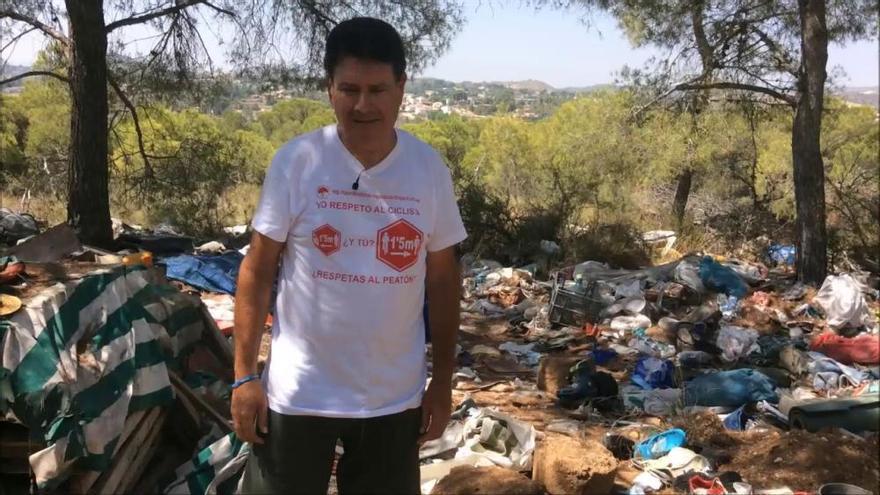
[{"x1": 231, "y1": 374, "x2": 260, "y2": 389}]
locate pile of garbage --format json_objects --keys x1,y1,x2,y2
[
  {"x1": 0, "y1": 219, "x2": 254, "y2": 494},
  {"x1": 4, "y1": 212, "x2": 879, "y2": 494},
  {"x1": 443, "y1": 251, "x2": 879, "y2": 494}
]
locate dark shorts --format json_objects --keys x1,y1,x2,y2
[{"x1": 239, "y1": 407, "x2": 422, "y2": 495}]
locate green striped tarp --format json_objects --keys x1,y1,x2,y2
[
  {"x1": 0, "y1": 265, "x2": 211, "y2": 490},
  {"x1": 161, "y1": 431, "x2": 249, "y2": 495}
]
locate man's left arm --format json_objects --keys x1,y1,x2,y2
[{"x1": 419, "y1": 245, "x2": 461, "y2": 442}]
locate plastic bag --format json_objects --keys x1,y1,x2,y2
[{"x1": 699, "y1": 256, "x2": 748, "y2": 298}]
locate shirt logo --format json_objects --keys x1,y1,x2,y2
[
  {"x1": 312, "y1": 224, "x2": 341, "y2": 256},
  {"x1": 376, "y1": 219, "x2": 423, "y2": 272},
  {"x1": 317, "y1": 185, "x2": 330, "y2": 198}
]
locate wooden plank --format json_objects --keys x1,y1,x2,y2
[
  {"x1": 90, "y1": 408, "x2": 164, "y2": 495},
  {"x1": 0, "y1": 422, "x2": 44, "y2": 459},
  {"x1": 67, "y1": 409, "x2": 150, "y2": 494},
  {"x1": 169, "y1": 371, "x2": 232, "y2": 434},
  {"x1": 116, "y1": 409, "x2": 167, "y2": 494},
  {"x1": 198, "y1": 304, "x2": 235, "y2": 371}
]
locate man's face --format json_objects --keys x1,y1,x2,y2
[{"x1": 328, "y1": 57, "x2": 405, "y2": 147}]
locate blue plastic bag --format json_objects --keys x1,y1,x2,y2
[
  {"x1": 722, "y1": 405, "x2": 752, "y2": 430},
  {"x1": 699, "y1": 256, "x2": 748, "y2": 298},
  {"x1": 632, "y1": 357, "x2": 675, "y2": 390},
  {"x1": 767, "y1": 244, "x2": 796, "y2": 266},
  {"x1": 589, "y1": 348, "x2": 619, "y2": 365}
]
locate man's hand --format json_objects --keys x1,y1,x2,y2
[
  {"x1": 419, "y1": 379, "x2": 452, "y2": 443},
  {"x1": 231, "y1": 381, "x2": 268, "y2": 444}
]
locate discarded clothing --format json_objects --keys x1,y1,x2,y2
[
  {"x1": 589, "y1": 348, "x2": 618, "y2": 365},
  {"x1": 620, "y1": 386, "x2": 682, "y2": 416},
  {"x1": 558, "y1": 360, "x2": 618, "y2": 409},
  {"x1": 808, "y1": 352, "x2": 869, "y2": 390},
  {"x1": 716, "y1": 326, "x2": 760, "y2": 363},
  {"x1": 811, "y1": 332, "x2": 880, "y2": 365},
  {"x1": 683, "y1": 369, "x2": 778, "y2": 407},
  {"x1": 746, "y1": 334, "x2": 790, "y2": 367},
  {"x1": 700, "y1": 256, "x2": 748, "y2": 298},
  {"x1": 813, "y1": 274, "x2": 878, "y2": 330},
  {"x1": 160, "y1": 252, "x2": 244, "y2": 295},
  {"x1": 632, "y1": 357, "x2": 675, "y2": 390}
]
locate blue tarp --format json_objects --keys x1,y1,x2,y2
[{"x1": 159, "y1": 252, "x2": 244, "y2": 295}]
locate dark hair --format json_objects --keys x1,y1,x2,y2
[{"x1": 324, "y1": 17, "x2": 407, "y2": 81}]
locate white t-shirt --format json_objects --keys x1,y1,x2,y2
[{"x1": 251, "y1": 124, "x2": 467, "y2": 418}]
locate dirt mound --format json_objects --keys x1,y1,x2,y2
[
  {"x1": 431, "y1": 465, "x2": 544, "y2": 495},
  {"x1": 533, "y1": 433, "x2": 618, "y2": 494}
]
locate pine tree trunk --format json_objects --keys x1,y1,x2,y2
[
  {"x1": 792, "y1": 0, "x2": 829, "y2": 284},
  {"x1": 66, "y1": 0, "x2": 112, "y2": 247}
]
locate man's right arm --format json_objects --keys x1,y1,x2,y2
[{"x1": 231, "y1": 231, "x2": 284, "y2": 444}]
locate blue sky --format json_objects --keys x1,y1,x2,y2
[
  {"x1": 423, "y1": 4, "x2": 879, "y2": 88},
  {"x1": 5, "y1": 4, "x2": 878, "y2": 88}
]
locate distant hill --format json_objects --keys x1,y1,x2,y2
[
  {"x1": 0, "y1": 64, "x2": 32, "y2": 91},
  {"x1": 558, "y1": 83, "x2": 617, "y2": 93},
  {"x1": 406, "y1": 77, "x2": 616, "y2": 94},
  {"x1": 835, "y1": 87, "x2": 879, "y2": 108},
  {"x1": 497, "y1": 79, "x2": 554, "y2": 91}
]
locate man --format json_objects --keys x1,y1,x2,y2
[{"x1": 232, "y1": 17, "x2": 466, "y2": 494}]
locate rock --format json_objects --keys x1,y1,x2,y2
[
  {"x1": 431, "y1": 465, "x2": 544, "y2": 495},
  {"x1": 533, "y1": 434, "x2": 617, "y2": 495},
  {"x1": 537, "y1": 356, "x2": 583, "y2": 396}
]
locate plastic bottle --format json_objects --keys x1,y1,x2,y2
[{"x1": 122, "y1": 251, "x2": 153, "y2": 267}]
